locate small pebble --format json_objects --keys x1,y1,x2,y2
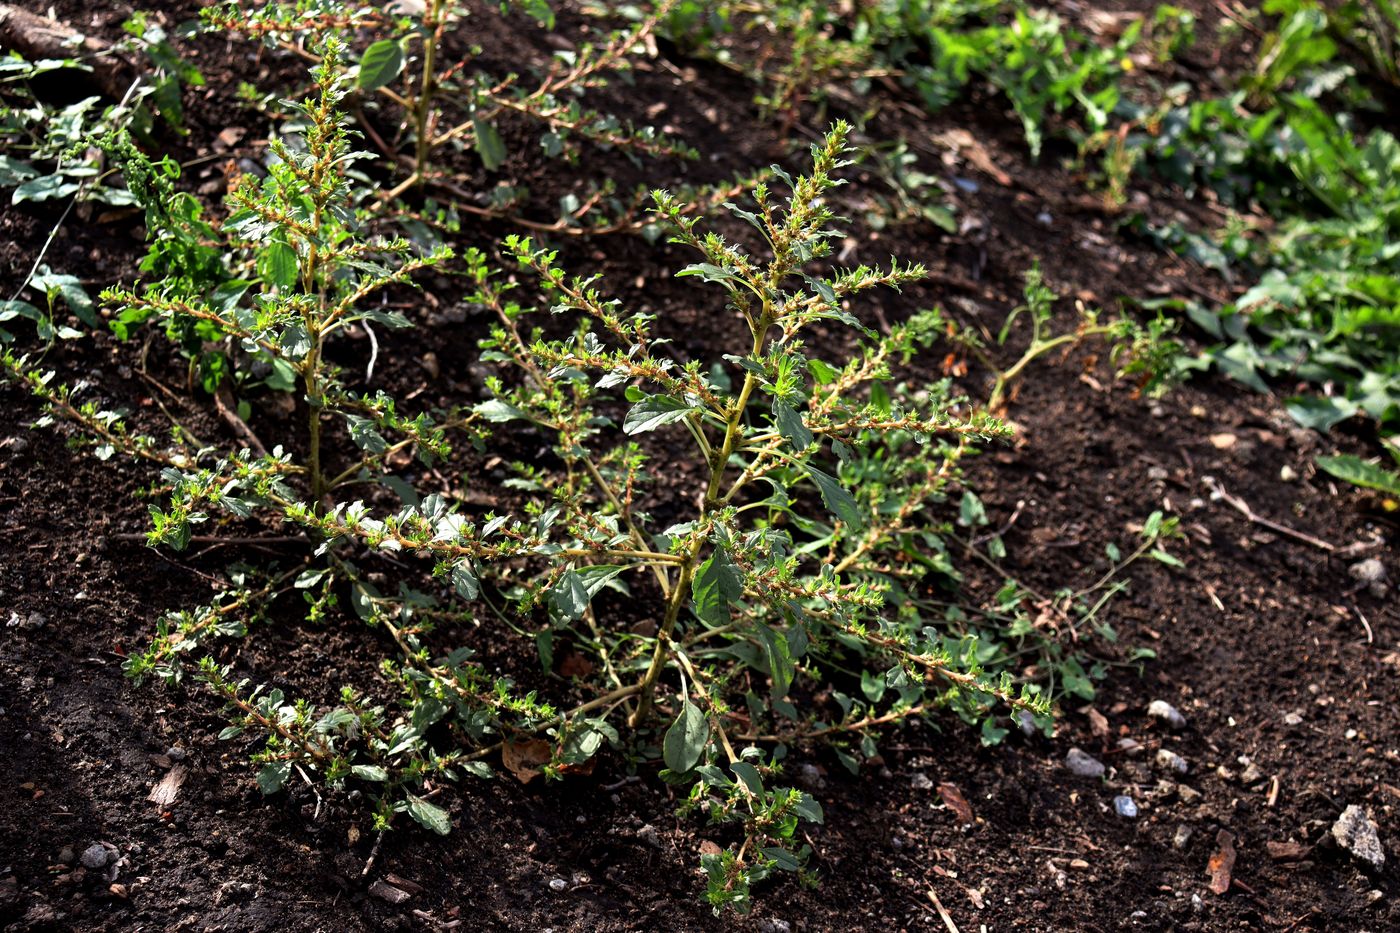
[
  {"x1": 1239, "y1": 762, "x2": 1263, "y2": 784},
  {"x1": 79, "y1": 844, "x2": 111, "y2": 870},
  {"x1": 166, "y1": 747, "x2": 187, "y2": 762},
  {"x1": 1065, "y1": 748, "x2": 1106, "y2": 779},
  {"x1": 910, "y1": 772, "x2": 934, "y2": 791},
  {"x1": 1283, "y1": 711, "x2": 1304, "y2": 726},
  {"x1": 56, "y1": 847, "x2": 75, "y2": 865},
  {"x1": 1279, "y1": 464, "x2": 1298, "y2": 482},
  {"x1": 547, "y1": 878, "x2": 568, "y2": 892},
  {"x1": 1173, "y1": 825, "x2": 1194, "y2": 849},
  {"x1": 1332, "y1": 805, "x2": 1386, "y2": 870},
  {"x1": 1017, "y1": 710, "x2": 1038, "y2": 737},
  {"x1": 1156, "y1": 749, "x2": 1189, "y2": 775},
  {"x1": 1114, "y1": 796, "x2": 1139, "y2": 819},
  {"x1": 1147, "y1": 700, "x2": 1186, "y2": 730},
  {"x1": 1116, "y1": 737, "x2": 1144, "y2": 756}
]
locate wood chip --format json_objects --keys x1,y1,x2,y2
[
  {"x1": 1266, "y1": 840, "x2": 1310, "y2": 862},
  {"x1": 1207, "y1": 830, "x2": 1237, "y2": 894},
  {"x1": 369, "y1": 879, "x2": 411, "y2": 905},
  {"x1": 384, "y1": 873, "x2": 424, "y2": 896},
  {"x1": 147, "y1": 764, "x2": 187, "y2": 809},
  {"x1": 938, "y1": 782, "x2": 975, "y2": 825}
]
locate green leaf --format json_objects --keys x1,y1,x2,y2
[
  {"x1": 547, "y1": 565, "x2": 623, "y2": 623},
  {"x1": 1316, "y1": 454, "x2": 1400, "y2": 496},
  {"x1": 662, "y1": 699, "x2": 709, "y2": 773},
  {"x1": 474, "y1": 398, "x2": 530, "y2": 423},
  {"x1": 691, "y1": 546, "x2": 743, "y2": 625},
  {"x1": 12, "y1": 174, "x2": 80, "y2": 203},
  {"x1": 773, "y1": 400, "x2": 813, "y2": 451},
  {"x1": 623, "y1": 393, "x2": 692, "y2": 435},
  {"x1": 793, "y1": 793, "x2": 824, "y2": 824},
  {"x1": 549, "y1": 570, "x2": 589, "y2": 622},
  {"x1": 808, "y1": 467, "x2": 864, "y2": 530},
  {"x1": 1286, "y1": 395, "x2": 1358, "y2": 432},
  {"x1": 474, "y1": 117, "x2": 507, "y2": 171},
  {"x1": 753, "y1": 622, "x2": 794, "y2": 699},
  {"x1": 256, "y1": 761, "x2": 291, "y2": 795},
  {"x1": 259, "y1": 239, "x2": 298, "y2": 289},
  {"x1": 451, "y1": 561, "x2": 480, "y2": 600},
  {"x1": 731, "y1": 761, "x2": 765, "y2": 796},
  {"x1": 358, "y1": 39, "x2": 405, "y2": 91},
  {"x1": 1149, "y1": 548, "x2": 1184, "y2": 568},
  {"x1": 351, "y1": 764, "x2": 389, "y2": 782},
  {"x1": 405, "y1": 793, "x2": 451, "y2": 835},
  {"x1": 346, "y1": 414, "x2": 388, "y2": 453}
]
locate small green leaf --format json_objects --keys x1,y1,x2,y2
[
  {"x1": 358, "y1": 39, "x2": 405, "y2": 91},
  {"x1": 405, "y1": 793, "x2": 451, "y2": 835},
  {"x1": 623, "y1": 394, "x2": 692, "y2": 435},
  {"x1": 793, "y1": 793, "x2": 824, "y2": 824},
  {"x1": 451, "y1": 561, "x2": 480, "y2": 600},
  {"x1": 351, "y1": 764, "x2": 389, "y2": 782},
  {"x1": 474, "y1": 399, "x2": 530, "y2": 423},
  {"x1": 691, "y1": 546, "x2": 743, "y2": 625},
  {"x1": 662, "y1": 699, "x2": 709, "y2": 773},
  {"x1": 808, "y1": 467, "x2": 864, "y2": 530},
  {"x1": 256, "y1": 761, "x2": 291, "y2": 795},
  {"x1": 259, "y1": 239, "x2": 298, "y2": 289},
  {"x1": 773, "y1": 400, "x2": 813, "y2": 451},
  {"x1": 731, "y1": 761, "x2": 765, "y2": 796},
  {"x1": 474, "y1": 118, "x2": 508, "y2": 171}
]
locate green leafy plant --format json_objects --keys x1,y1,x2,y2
[
  {"x1": 204, "y1": 0, "x2": 740, "y2": 237},
  {"x1": 4, "y1": 48, "x2": 1063, "y2": 907},
  {"x1": 953, "y1": 264, "x2": 1178, "y2": 412}
]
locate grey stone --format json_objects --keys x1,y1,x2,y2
[
  {"x1": 910, "y1": 772, "x2": 934, "y2": 791},
  {"x1": 79, "y1": 844, "x2": 111, "y2": 870},
  {"x1": 1332, "y1": 805, "x2": 1385, "y2": 870},
  {"x1": 1114, "y1": 796, "x2": 1139, "y2": 819},
  {"x1": 1173, "y1": 825, "x2": 1194, "y2": 849},
  {"x1": 1065, "y1": 747, "x2": 1105, "y2": 778},
  {"x1": 547, "y1": 877, "x2": 568, "y2": 892}
]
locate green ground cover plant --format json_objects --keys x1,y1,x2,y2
[
  {"x1": 2, "y1": 47, "x2": 1086, "y2": 911},
  {"x1": 0, "y1": 3, "x2": 1192, "y2": 915}
]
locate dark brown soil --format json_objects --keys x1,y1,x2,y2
[{"x1": 1, "y1": 2, "x2": 1396, "y2": 931}]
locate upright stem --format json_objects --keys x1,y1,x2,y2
[
  {"x1": 412, "y1": 0, "x2": 442, "y2": 188},
  {"x1": 305, "y1": 348, "x2": 326, "y2": 501},
  {"x1": 629, "y1": 317, "x2": 769, "y2": 727}
]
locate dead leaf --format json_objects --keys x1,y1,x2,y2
[
  {"x1": 147, "y1": 764, "x2": 187, "y2": 808},
  {"x1": 1266, "y1": 840, "x2": 1310, "y2": 862},
  {"x1": 938, "y1": 782, "x2": 975, "y2": 825},
  {"x1": 502, "y1": 738, "x2": 553, "y2": 785},
  {"x1": 1207, "y1": 830, "x2": 1237, "y2": 894},
  {"x1": 699, "y1": 839, "x2": 722, "y2": 856},
  {"x1": 931, "y1": 128, "x2": 1012, "y2": 187},
  {"x1": 558, "y1": 652, "x2": 596, "y2": 679}
]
